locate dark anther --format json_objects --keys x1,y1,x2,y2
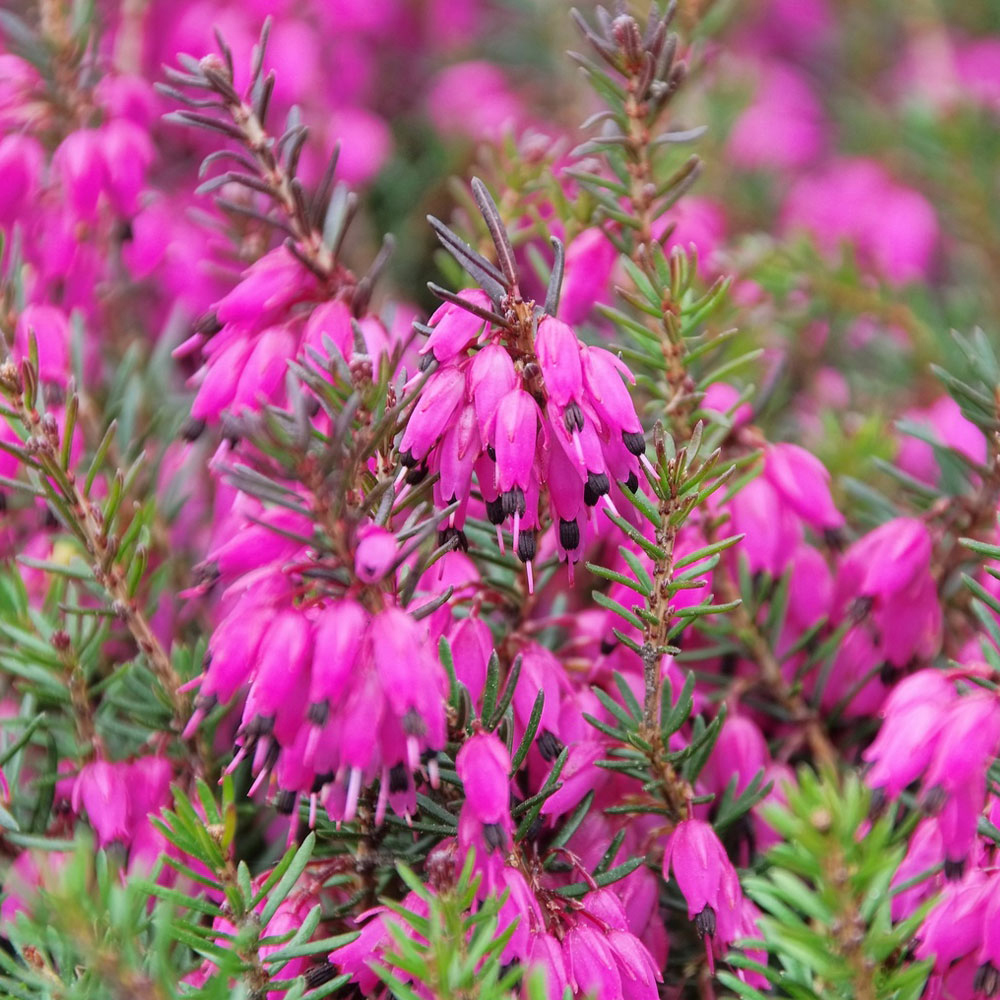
[
  {"x1": 501, "y1": 487, "x2": 526, "y2": 517},
  {"x1": 564, "y1": 402, "x2": 585, "y2": 433},
  {"x1": 944, "y1": 857, "x2": 966, "y2": 881},
  {"x1": 600, "y1": 637, "x2": 617, "y2": 655},
  {"x1": 694, "y1": 906, "x2": 717, "y2": 938},
  {"x1": 311, "y1": 771, "x2": 334, "y2": 793},
  {"x1": 388, "y1": 763, "x2": 409, "y2": 794},
  {"x1": 419, "y1": 352, "x2": 435, "y2": 372},
  {"x1": 181, "y1": 416, "x2": 206, "y2": 441},
  {"x1": 194, "y1": 311, "x2": 223, "y2": 336},
  {"x1": 623, "y1": 430, "x2": 646, "y2": 456},
  {"x1": 517, "y1": 530, "x2": 536, "y2": 563},
  {"x1": 194, "y1": 692, "x2": 218, "y2": 715},
  {"x1": 869, "y1": 785, "x2": 886, "y2": 816},
  {"x1": 823, "y1": 526, "x2": 846, "y2": 550},
  {"x1": 923, "y1": 784, "x2": 947, "y2": 814},
  {"x1": 438, "y1": 526, "x2": 469, "y2": 552},
  {"x1": 487, "y1": 444, "x2": 497, "y2": 461},
  {"x1": 975, "y1": 963, "x2": 1000, "y2": 998},
  {"x1": 878, "y1": 662, "x2": 898, "y2": 686},
  {"x1": 483, "y1": 822, "x2": 507, "y2": 853},
  {"x1": 305, "y1": 963, "x2": 340, "y2": 988},
  {"x1": 421, "y1": 748, "x2": 441, "y2": 765},
  {"x1": 275, "y1": 789, "x2": 296, "y2": 814},
  {"x1": 405, "y1": 464, "x2": 429, "y2": 485},
  {"x1": 246, "y1": 714, "x2": 275, "y2": 739},
  {"x1": 194, "y1": 562, "x2": 220, "y2": 589},
  {"x1": 623, "y1": 471, "x2": 639, "y2": 494},
  {"x1": 307, "y1": 701, "x2": 329, "y2": 726},
  {"x1": 583, "y1": 471, "x2": 610, "y2": 506},
  {"x1": 559, "y1": 518, "x2": 580, "y2": 551},
  {"x1": 537, "y1": 729, "x2": 564, "y2": 761},
  {"x1": 848, "y1": 595, "x2": 874, "y2": 623},
  {"x1": 399, "y1": 449, "x2": 418, "y2": 468},
  {"x1": 402, "y1": 708, "x2": 426, "y2": 736},
  {"x1": 486, "y1": 496, "x2": 506, "y2": 525},
  {"x1": 499, "y1": 960, "x2": 522, "y2": 981}
]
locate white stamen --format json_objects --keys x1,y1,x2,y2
[{"x1": 345, "y1": 767, "x2": 363, "y2": 822}]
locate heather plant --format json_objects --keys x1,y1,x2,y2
[{"x1": 0, "y1": 0, "x2": 1000, "y2": 999}]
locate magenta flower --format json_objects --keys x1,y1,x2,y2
[
  {"x1": 14, "y1": 305, "x2": 71, "y2": 384},
  {"x1": 764, "y1": 443, "x2": 844, "y2": 532},
  {"x1": 401, "y1": 300, "x2": 644, "y2": 587},
  {"x1": 831, "y1": 518, "x2": 941, "y2": 703},
  {"x1": 896, "y1": 395, "x2": 986, "y2": 487},
  {"x1": 728, "y1": 65, "x2": 826, "y2": 171},
  {"x1": 565, "y1": 922, "x2": 624, "y2": 1000},
  {"x1": 663, "y1": 818, "x2": 743, "y2": 963},
  {"x1": 72, "y1": 760, "x2": 131, "y2": 847},
  {"x1": 557, "y1": 229, "x2": 617, "y2": 325},
  {"x1": 0, "y1": 134, "x2": 44, "y2": 225},
  {"x1": 457, "y1": 733, "x2": 513, "y2": 871},
  {"x1": 782, "y1": 158, "x2": 939, "y2": 284}
]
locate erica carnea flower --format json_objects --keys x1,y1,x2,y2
[
  {"x1": 663, "y1": 818, "x2": 743, "y2": 967},
  {"x1": 864, "y1": 670, "x2": 1000, "y2": 868},
  {"x1": 400, "y1": 180, "x2": 646, "y2": 590}
]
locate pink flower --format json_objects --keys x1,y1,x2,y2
[
  {"x1": 663, "y1": 818, "x2": 742, "y2": 958},
  {"x1": 782, "y1": 159, "x2": 938, "y2": 284},
  {"x1": 659, "y1": 197, "x2": 728, "y2": 273},
  {"x1": 558, "y1": 229, "x2": 617, "y2": 325},
  {"x1": 701, "y1": 715, "x2": 768, "y2": 799},
  {"x1": 896, "y1": 396, "x2": 986, "y2": 487},
  {"x1": 832, "y1": 518, "x2": 941, "y2": 684},
  {"x1": 728, "y1": 65, "x2": 826, "y2": 171},
  {"x1": 565, "y1": 923, "x2": 624, "y2": 1000},
  {"x1": 764, "y1": 443, "x2": 844, "y2": 532},
  {"x1": 958, "y1": 38, "x2": 1000, "y2": 112},
  {"x1": 420, "y1": 293, "x2": 490, "y2": 364},
  {"x1": 863, "y1": 670, "x2": 957, "y2": 798},
  {"x1": 0, "y1": 134, "x2": 44, "y2": 225},
  {"x1": 326, "y1": 107, "x2": 391, "y2": 186},
  {"x1": 457, "y1": 733, "x2": 513, "y2": 868},
  {"x1": 215, "y1": 247, "x2": 319, "y2": 327},
  {"x1": 427, "y1": 62, "x2": 522, "y2": 141},
  {"x1": 702, "y1": 382, "x2": 752, "y2": 429},
  {"x1": 52, "y1": 130, "x2": 106, "y2": 221},
  {"x1": 14, "y1": 305, "x2": 71, "y2": 384},
  {"x1": 354, "y1": 526, "x2": 398, "y2": 583},
  {"x1": 72, "y1": 760, "x2": 131, "y2": 847}
]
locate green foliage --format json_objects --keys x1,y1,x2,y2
[
  {"x1": 370, "y1": 854, "x2": 534, "y2": 1000},
  {"x1": 730, "y1": 770, "x2": 933, "y2": 1000}
]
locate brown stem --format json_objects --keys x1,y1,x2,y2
[{"x1": 6, "y1": 384, "x2": 188, "y2": 730}]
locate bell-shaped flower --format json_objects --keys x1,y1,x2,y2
[
  {"x1": 72, "y1": 760, "x2": 131, "y2": 847},
  {"x1": 663, "y1": 818, "x2": 742, "y2": 957}
]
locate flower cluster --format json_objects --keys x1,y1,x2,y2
[{"x1": 401, "y1": 290, "x2": 646, "y2": 588}]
